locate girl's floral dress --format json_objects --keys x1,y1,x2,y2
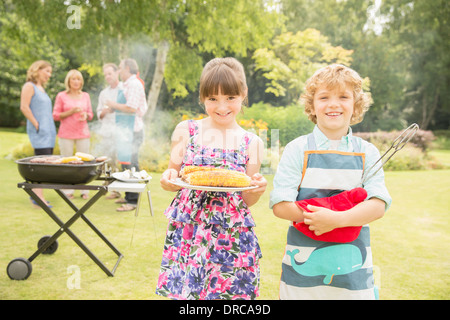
[{"x1": 155, "y1": 120, "x2": 262, "y2": 300}]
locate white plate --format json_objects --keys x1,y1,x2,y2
[
  {"x1": 169, "y1": 178, "x2": 258, "y2": 192},
  {"x1": 112, "y1": 172, "x2": 152, "y2": 183}
]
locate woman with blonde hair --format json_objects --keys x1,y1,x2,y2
[
  {"x1": 20, "y1": 60, "x2": 56, "y2": 207},
  {"x1": 53, "y1": 69, "x2": 94, "y2": 199}
]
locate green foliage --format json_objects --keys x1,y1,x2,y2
[
  {"x1": 183, "y1": 0, "x2": 280, "y2": 57},
  {"x1": 383, "y1": 146, "x2": 430, "y2": 171},
  {"x1": 2, "y1": 0, "x2": 448, "y2": 133},
  {"x1": 0, "y1": 12, "x2": 68, "y2": 127},
  {"x1": 433, "y1": 130, "x2": 450, "y2": 150},
  {"x1": 9, "y1": 141, "x2": 34, "y2": 160},
  {"x1": 163, "y1": 0, "x2": 281, "y2": 99},
  {"x1": 279, "y1": 0, "x2": 449, "y2": 131},
  {"x1": 12, "y1": 0, "x2": 281, "y2": 107},
  {"x1": 164, "y1": 43, "x2": 204, "y2": 98},
  {"x1": 381, "y1": 0, "x2": 450, "y2": 129},
  {"x1": 354, "y1": 129, "x2": 436, "y2": 152},
  {"x1": 239, "y1": 102, "x2": 314, "y2": 146},
  {"x1": 253, "y1": 29, "x2": 354, "y2": 102},
  {"x1": 354, "y1": 129, "x2": 444, "y2": 171}
]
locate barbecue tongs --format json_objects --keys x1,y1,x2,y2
[{"x1": 359, "y1": 123, "x2": 419, "y2": 186}]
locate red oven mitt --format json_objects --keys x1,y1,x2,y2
[{"x1": 294, "y1": 188, "x2": 368, "y2": 243}]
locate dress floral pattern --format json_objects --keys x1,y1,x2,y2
[{"x1": 155, "y1": 120, "x2": 262, "y2": 300}]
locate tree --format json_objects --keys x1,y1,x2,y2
[
  {"x1": 253, "y1": 29, "x2": 354, "y2": 103},
  {"x1": 277, "y1": 0, "x2": 445, "y2": 131},
  {"x1": 0, "y1": 9, "x2": 68, "y2": 127},
  {"x1": 12, "y1": 0, "x2": 281, "y2": 122},
  {"x1": 381, "y1": 0, "x2": 450, "y2": 130}
]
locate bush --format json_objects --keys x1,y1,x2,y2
[
  {"x1": 382, "y1": 145, "x2": 429, "y2": 171},
  {"x1": 354, "y1": 130, "x2": 444, "y2": 171},
  {"x1": 354, "y1": 129, "x2": 435, "y2": 152},
  {"x1": 10, "y1": 141, "x2": 34, "y2": 160},
  {"x1": 239, "y1": 102, "x2": 314, "y2": 146},
  {"x1": 139, "y1": 139, "x2": 170, "y2": 172},
  {"x1": 10, "y1": 138, "x2": 62, "y2": 160},
  {"x1": 432, "y1": 130, "x2": 450, "y2": 150},
  {"x1": 10, "y1": 111, "x2": 446, "y2": 173}
]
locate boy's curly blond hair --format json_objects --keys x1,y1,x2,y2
[{"x1": 301, "y1": 64, "x2": 371, "y2": 125}]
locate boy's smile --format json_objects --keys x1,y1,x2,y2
[{"x1": 312, "y1": 85, "x2": 354, "y2": 140}]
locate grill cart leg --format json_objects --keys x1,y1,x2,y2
[{"x1": 7, "y1": 258, "x2": 32, "y2": 280}]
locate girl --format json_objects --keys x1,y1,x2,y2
[
  {"x1": 20, "y1": 60, "x2": 56, "y2": 207},
  {"x1": 270, "y1": 64, "x2": 392, "y2": 299},
  {"x1": 53, "y1": 69, "x2": 94, "y2": 199},
  {"x1": 157, "y1": 57, "x2": 267, "y2": 300}
]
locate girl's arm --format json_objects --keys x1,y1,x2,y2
[
  {"x1": 303, "y1": 197, "x2": 386, "y2": 236},
  {"x1": 242, "y1": 136, "x2": 267, "y2": 207},
  {"x1": 160, "y1": 120, "x2": 190, "y2": 192},
  {"x1": 20, "y1": 83, "x2": 38, "y2": 130}
]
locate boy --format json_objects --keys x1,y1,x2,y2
[{"x1": 270, "y1": 64, "x2": 391, "y2": 299}]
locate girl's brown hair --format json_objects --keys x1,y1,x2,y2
[
  {"x1": 301, "y1": 64, "x2": 371, "y2": 125},
  {"x1": 26, "y1": 60, "x2": 52, "y2": 86},
  {"x1": 199, "y1": 57, "x2": 248, "y2": 106}
]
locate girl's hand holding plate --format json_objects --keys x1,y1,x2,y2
[
  {"x1": 243, "y1": 173, "x2": 267, "y2": 195},
  {"x1": 160, "y1": 168, "x2": 182, "y2": 192}
]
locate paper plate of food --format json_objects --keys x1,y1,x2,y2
[
  {"x1": 169, "y1": 166, "x2": 258, "y2": 192},
  {"x1": 112, "y1": 169, "x2": 152, "y2": 183}
]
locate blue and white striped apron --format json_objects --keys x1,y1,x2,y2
[{"x1": 279, "y1": 133, "x2": 376, "y2": 300}]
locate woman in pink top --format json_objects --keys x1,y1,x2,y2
[{"x1": 53, "y1": 69, "x2": 94, "y2": 199}]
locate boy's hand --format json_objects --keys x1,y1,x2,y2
[
  {"x1": 302, "y1": 205, "x2": 341, "y2": 236},
  {"x1": 160, "y1": 168, "x2": 181, "y2": 192}
]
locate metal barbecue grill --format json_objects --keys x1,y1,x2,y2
[{"x1": 7, "y1": 156, "x2": 151, "y2": 280}]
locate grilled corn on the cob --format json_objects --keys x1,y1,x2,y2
[
  {"x1": 183, "y1": 167, "x2": 251, "y2": 187},
  {"x1": 181, "y1": 165, "x2": 216, "y2": 178},
  {"x1": 75, "y1": 152, "x2": 95, "y2": 161},
  {"x1": 60, "y1": 156, "x2": 82, "y2": 163}
]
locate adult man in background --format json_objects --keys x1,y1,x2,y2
[
  {"x1": 97, "y1": 63, "x2": 121, "y2": 201},
  {"x1": 107, "y1": 58, "x2": 147, "y2": 212}
]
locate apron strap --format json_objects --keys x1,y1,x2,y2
[
  {"x1": 307, "y1": 133, "x2": 361, "y2": 152},
  {"x1": 307, "y1": 133, "x2": 316, "y2": 150},
  {"x1": 352, "y1": 137, "x2": 361, "y2": 153}
]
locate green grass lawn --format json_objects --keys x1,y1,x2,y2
[{"x1": 0, "y1": 132, "x2": 449, "y2": 300}]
